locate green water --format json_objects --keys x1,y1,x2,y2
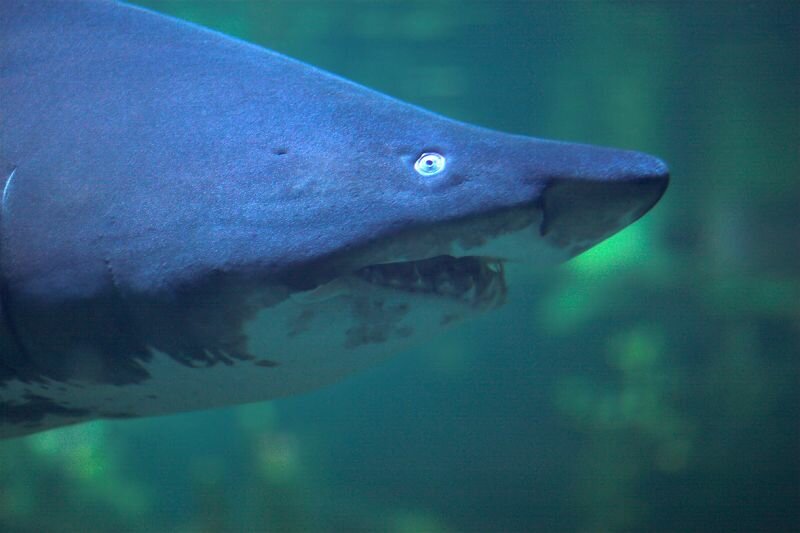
[{"x1": 1, "y1": 1, "x2": 798, "y2": 532}]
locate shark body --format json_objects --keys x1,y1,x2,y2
[{"x1": 0, "y1": 1, "x2": 668, "y2": 439}]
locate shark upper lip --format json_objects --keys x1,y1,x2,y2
[{"x1": 354, "y1": 255, "x2": 507, "y2": 308}]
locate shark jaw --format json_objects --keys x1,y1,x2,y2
[
  {"x1": 298, "y1": 176, "x2": 662, "y2": 318},
  {"x1": 355, "y1": 255, "x2": 507, "y2": 310},
  {"x1": 287, "y1": 204, "x2": 546, "y2": 317},
  {"x1": 300, "y1": 159, "x2": 670, "y2": 319}
]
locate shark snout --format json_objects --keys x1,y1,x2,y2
[{"x1": 534, "y1": 143, "x2": 669, "y2": 258}]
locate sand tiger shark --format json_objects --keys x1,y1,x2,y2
[{"x1": 0, "y1": 0, "x2": 668, "y2": 439}]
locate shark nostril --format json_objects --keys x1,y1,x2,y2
[
  {"x1": 653, "y1": 158, "x2": 670, "y2": 179},
  {"x1": 627, "y1": 153, "x2": 670, "y2": 185}
]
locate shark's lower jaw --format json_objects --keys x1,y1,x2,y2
[{"x1": 354, "y1": 255, "x2": 507, "y2": 309}]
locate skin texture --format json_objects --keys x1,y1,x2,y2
[{"x1": 0, "y1": 0, "x2": 668, "y2": 438}]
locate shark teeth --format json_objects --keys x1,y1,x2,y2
[{"x1": 354, "y1": 255, "x2": 506, "y2": 308}]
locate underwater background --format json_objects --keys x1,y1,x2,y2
[{"x1": 1, "y1": 1, "x2": 797, "y2": 532}]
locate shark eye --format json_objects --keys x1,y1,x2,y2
[{"x1": 414, "y1": 152, "x2": 446, "y2": 176}]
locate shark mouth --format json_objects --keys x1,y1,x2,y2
[{"x1": 353, "y1": 255, "x2": 506, "y2": 308}]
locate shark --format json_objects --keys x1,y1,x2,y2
[{"x1": 0, "y1": 0, "x2": 668, "y2": 439}]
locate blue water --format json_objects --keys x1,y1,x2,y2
[{"x1": 1, "y1": 1, "x2": 798, "y2": 532}]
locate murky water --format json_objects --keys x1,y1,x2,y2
[{"x1": 1, "y1": 1, "x2": 797, "y2": 531}]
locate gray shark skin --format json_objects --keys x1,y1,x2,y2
[{"x1": 0, "y1": 0, "x2": 668, "y2": 439}]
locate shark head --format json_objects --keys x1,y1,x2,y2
[
  {"x1": 0, "y1": 0, "x2": 668, "y2": 437},
  {"x1": 259, "y1": 97, "x2": 668, "y2": 308},
  {"x1": 305, "y1": 122, "x2": 669, "y2": 284},
  {"x1": 254, "y1": 115, "x2": 668, "y2": 383}
]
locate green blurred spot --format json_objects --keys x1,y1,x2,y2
[
  {"x1": 570, "y1": 222, "x2": 650, "y2": 277},
  {"x1": 538, "y1": 281, "x2": 598, "y2": 333},
  {"x1": 399, "y1": 9, "x2": 455, "y2": 41},
  {"x1": 656, "y1": 437, "x2": 691, "y2": 473},
  {"x1": 391, "y1": 509, "x2": 450, "y2": 533},
  {"x1": 256, "y1": 434, "x2": 301, "y2": 486},
  {"x1": 236, "y1": 402, "x2": 279, "y2": 433},
  {"x1": 608, "y1": 327, "x2": 663, "y2": 373}
]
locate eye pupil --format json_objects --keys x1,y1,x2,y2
[{"x1": 414, "y1": 152, "x2": 446, "y2": 176}]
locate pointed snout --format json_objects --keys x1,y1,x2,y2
[{"x1": 532, "y1": 142, "x2": 669, "y2": 257}]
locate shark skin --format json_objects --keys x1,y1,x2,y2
[{"x1": 0, "y1": 0, "x2": 668, "y2": 439}]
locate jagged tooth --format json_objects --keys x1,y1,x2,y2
[
  {"x1": 434, "y1": 272, "x2": 452, "y2": 295},
  {"x1": 424, "y1": 276, "x2": 435, "y2": 291},
  {"x1": 473, "y1": 279, "x2": 495, "y2": 306},
  {"x1": 412, "y1": 264, "x2": 422, "y2": 285},
  {"x1": 440, "y1": 280, "x2": 456, "y2": 295},
  {"x1": 463, "y1": 278, "x2": 474, "y2": 296},
  {"x1": 486, "y1": 275, "x2": 497, "y2": 295},
  {"x1": 463, "y1": 284, "x2": 477, "y2": 302}
]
